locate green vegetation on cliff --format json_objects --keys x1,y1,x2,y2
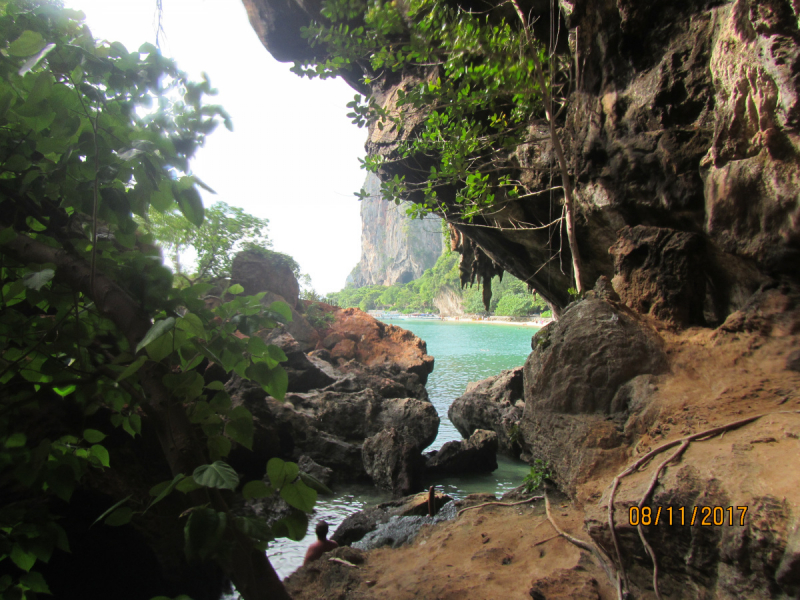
[{"x1": 328, "y1": 251, "x2": 547, "y2": 316}]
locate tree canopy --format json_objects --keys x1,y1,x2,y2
[{"x1": 0, "y1": 2, "x2": 308, "y2": 599}]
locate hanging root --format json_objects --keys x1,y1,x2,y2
[{"x1": 607, "y1": 410, "x2": 800, "y2": 599}]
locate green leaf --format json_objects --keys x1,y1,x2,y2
[
  {"x1": 224, "y1": 405, "x2": 253, "y2": 450},
  {"x1": 267, "y1": 457, "x2": 298, "y2": 489},
  {"x1": 242, "y1": 480, "x2": 273, "y2": 500},
  {"x1": 135, "y1": 317, "x2": 175, "y2": 355},
  {"x1": 116, "y1": 356, "x2": 147, "y2": 382},
  {"x1": 4, "y1": 432, "x2": 26, "y2": 448},
  {"x1": 269, "y1": 301, "x2": 293, "y2": 322},
  {"x1": 207, "y1": 435, "x2": 231, "y2": 461},
  {"x1": 10, "y1": 544, "x2": 36, "y2": 571},
  {"x1": 145, "y1": 474, "x2": 185, "y2": 513},
  {"x1": 184, "y1": 508, "x2": 226, "y2": 561},
  {"x1": 104, "y1": 507, "x2": 133, "y2": 527},
  {"x1": 228, "y1": 284, "x2": 244, "y2": 295},
  {"x1": 90, "y1": 444, "x2": 110, "y2": 467},
  {"x1": 175, "y1": 477, "x2": 201, "y2": 494},
  {"x1": 8, "y1": 30, "x2": 46, "y2": 57},
  {"x1": 20, "y1": 571, "x2": 50, "y2": 594},
  {"x1": 245, "y1": 363, "x2": 288, "y2": 400},
  {"x1": 280, "y1": 479, "x2": 317, "y2": 513},
  {"x1": 82, "y1": 429, "x2": 106, "y2": 443},
  {"x1": 53, "y1": 384, "x2": 76, "y2": 397},
  {"x1": 22, "y1": 269, "x2": 55, "y2": 291},
  {"x1": 271, "y1": 512, "x2": 308, "y2": 542},
  {"x1": 192, "y1": 461, "x2": 239, "y2": 490},
  {"x1": 205, "y1": 380, "x2": 225, "y2": 391},
  {"x1": 299, "y1": 471, "x2": 333, "y2": 496},
  {"x1": 176, "y1": 186, "x2": 204, "y2": 227}
]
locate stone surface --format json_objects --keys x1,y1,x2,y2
[
  {"x1": 448, "y1": 367, "x2": 524, "y2": 457},
  {"x1": 320, "y1": 307, "x2": 435, "y2": 384},
  {"x1": 520, "y1": 299, "x2": 668, "y2": 495},
  {"x1": 261, "y1": 330, "x2": 336, "y2": 392},
  {"x1": 297, "y1": 455, "x2": 334, "y2": 488},
  {"x1": 609, "y1": 225, "x2": 707, "y2": 327},
  {"x1": 361, "y1": 427, "x2": 426, "y2": 496},
  {"x1": 332, "y1": 490, "x2": 453, "y2": 546},
  {"x1": 347, "y1": 172, "x2": 443, "y2": 288},
  {"x1": 425, "y1": 429, "x2": 499, "y2": 476},
  {"x1": 231, "y1": 248, "x2": 300, "y2": 308}
]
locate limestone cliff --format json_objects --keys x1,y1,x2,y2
[{"x1": 346, "y1": 173, "x2": 443, "y2": 288}]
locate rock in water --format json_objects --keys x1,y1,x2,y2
[
  {"x1": 448, "y1": 367, "x2": 524, "y2": 457},
  {"x1": 362, "y1": 427, "x2": 426, "y2": 496},
  {"x1": 520, "y1": 298, "x2": 668, "y2": 495},
  {"x1": 425, "y1": 429, "x2": 499, "y2": 476}
]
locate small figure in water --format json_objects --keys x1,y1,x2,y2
[{"x1": 303, "y1": 520, "x2": 338, "y2": 565}]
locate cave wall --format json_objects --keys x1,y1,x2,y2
[{"x1": 243, "y1": 0, "x2": 800, "y2": 327}]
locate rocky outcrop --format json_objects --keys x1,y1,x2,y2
[
  {"x1": 425, "y1": 429, "x2": 498, "y2": 476},
  {"x1": 448, "y1": 367, "x2": 525, "y2": 457},
  {"x1": 432, "y1": 286, "x2": 464, "y2": 317},
  {"x1": 318, "y1": 307, "x2": 435, "y2": 384},
  {"x1": 332, "y1": 489, "x2": 453, "y2": 546},
  {"x1": 520, "y1": 298, "x2": 669, "y2": 495},
  {"x1": 362, "y1": 427, "x2": 426, "y2": 496},
  {"x1": 346, "y1": 172, "x2": 443, "y2": 288},
  {"x1": 232, "y1": 248, "x2": 300, "y2": 308}
]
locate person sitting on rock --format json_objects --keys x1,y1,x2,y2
[{"x1": 303, "y1": 520, "x2": 338, "y2": 565}]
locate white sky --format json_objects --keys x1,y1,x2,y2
[{"x1": 61, "y1": 0, "x2": 367, "y2": 295}]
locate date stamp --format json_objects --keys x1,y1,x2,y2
[{"x1": 628, "y1": 506, "x2": 749, "y2": 527}]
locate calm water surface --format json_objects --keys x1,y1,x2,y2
[{"x1": 266, "y1": 319, "x2": 539, "y2": 580}]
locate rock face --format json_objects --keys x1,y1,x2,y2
[
  {"x1": 346, "y1": 173, "x2": 443, "y2": 288},
  {"x1": 231, "y1": 249, "x2": 300, "y2": 309},
  {"x1": 318, "y1": 307, "x2": 435, "y2": 384},
  {"x1": 448, "y1": 367, "x2": 525, "y2": 457},
  {"x1": 520, "y1": 299, "x2": 669, "y2": 495},
  {"x1": 362, "y1": 427, "x2": 426, "y2": 496},
  {"x1": 244, "y1": 0, "x2": 799, "y2": 321},
  {"x1": 425, "y1": 429, "x2": 498, "y2": 476}
]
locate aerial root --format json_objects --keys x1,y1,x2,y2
[{"x1": 607, "y1": 410, "x2": 800, "y2": 600}]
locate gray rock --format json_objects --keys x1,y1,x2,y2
[
  {"x1": 362, "y1": 427, "x2": 426, "y2": 496},
  {"x1": 425, "y1": 429, "x2": 498, "y2": 475},
  {"x1": 352, "y1": 501, "x2": 458, "y2": 551},
  {"x1": 520, "y1": 299, "x2": 668, "y2": 495},
  {"x1": 297, "y1": 455, "x2": 333, "y2": 488},
  {"x1": 448, "y1": 367, "x2": 524, "y2": 457}
]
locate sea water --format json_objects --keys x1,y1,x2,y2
[{"x1": 265, "y1": 319, "x2": 539, "y2": 579}]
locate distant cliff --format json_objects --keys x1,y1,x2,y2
[{"x1": 346, "y1": 173, "x2": 443, "y2": 288}]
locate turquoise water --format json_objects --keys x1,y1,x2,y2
[{"x1": 266, "y1": 319, "x2": 538, "y2": 580}]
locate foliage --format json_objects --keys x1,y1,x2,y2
[
  {"x1": 303, "y1": 303, "x2": 335, "y2": 329},
  {"x1": 523, "y1": 459, "x2": 552, "y2": 493},
  {"x1": 328, "y1": 250, "x2": 546, "y2": 316},
  {"x1": 0, "y1": 3, "x2": 308, "y2": 598},
  {"x1": 136, "y1": 201, "x2": 272, "y2": 282},
  {"x1": 291, "y1": 0, "x2": 570, "y2": 223}
]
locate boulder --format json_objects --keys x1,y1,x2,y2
[
  {"x1": 297, "y1": 455, "x2": 333, "y2": 488},
  {"x1": 231, "y1": 248, "x2": 300, "y2": 308},
  {"x1": 260, "y1": 330, "x2": 336, "y2": 392},
  {"x1": 286, "y1": 389, "x2": 439, "y2": 450},
  {"x1": 448, "y1": 367, "x2": 524, "y2": 457},
  {"x1": 362, "y1": 427, "x2": 426, "y2": 496},
  {"x1": 425, "y1": 429, "x2": 498, "y2": 476},
  {"x1": 319, "y1": 308, "x2": 434, "y2": 384},
  {"x1": 332, "y1": 489, "x2": 453, "y2": 546},
  {"x1": 520, "y1": 299, "x2": 669, "y2": 496}
]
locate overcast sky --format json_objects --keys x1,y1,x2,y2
[{"x1": 61, "y1": 0, "x2": 367, "y2": 295}]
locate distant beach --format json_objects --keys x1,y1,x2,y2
[{"x1": 440, "y1": 315, "x2": 553, "y2": 327}]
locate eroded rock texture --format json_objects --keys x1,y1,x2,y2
[
  {"x1": 520, "y1": 299, "x2": 669, "y2": 495},
  {"x1": 243, "y1": 0, "x2": 799, "y2": 322}
]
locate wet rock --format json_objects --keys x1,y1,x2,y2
[
  {"x1": 297, "y1": 455, "x2": 333, "y2": 488},
  {"x1": 521, "y1": 299, "x2": 668, "y2": 495},
  {"x1": 362, "y1": 427, "x2": 426, "y2": 496},
  {"x1": 332, "y1": 489, "x2": 453, "y2": 546},
  {"x1": 352, "y1": 501, "x2": 458, "y2": 551},
  {"x1": 425, "y1": 429, "x2": 498, "y2": 476},
  {"x1": 448, "y1": 367, "x2": 524, "y2": 457}
]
